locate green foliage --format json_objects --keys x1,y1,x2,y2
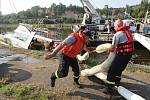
[
  {"x1": 1, "y1": 1, "x2": 150, "y2": 24},
  {"x1": 98, "y1": 1, "x2": 150, "y2": 19},
  {"x1": 0, "y1": 3, "x2": 83, "y2": 24},
  {"x1": 66, "y1": 4, "x2": 84, "y2": 14}
]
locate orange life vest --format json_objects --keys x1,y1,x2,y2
[
  {"x1": 115, "y1": 26, "x2": 134, "y2": 53},
  {"x1": 62, "y1": 32, "x2": 85, "y2": 58}
]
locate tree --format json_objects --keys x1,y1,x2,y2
[
  {"x1": 31, "y1": 6, "x2": 40, "y2": 18},
  {"x1": 17, "y1": 11, "x2": 27, "y2": 19},
  {"x1": 56, "y1": 3, "x2": 66, "y2": 16},
  {"x1": 50, "y1": 3, "x2": 57, "y2": 16}
]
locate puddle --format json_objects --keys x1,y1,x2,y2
[
  {"x1": 0, "y1": 54, "x2": 21, "y2": 64},
  {"x1": 21, "y1": 56, "x2": 41, "y2": 64},
  {"x1": 0, "y1": 49, "x2": 41, "y2": 64}
]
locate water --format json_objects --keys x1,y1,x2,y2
[
  {"x1": 0, "y1": 49, "x2": 17, "y2": 64},
  {"x1": 132, "y1": 49, "x2": 150, "y2": 65},
  {"x1": 0, "y1": 24, "x2": 18, "y2": 34},
  {"x1": 0, "y1": 48, "x2": 41, "y2": 64}
]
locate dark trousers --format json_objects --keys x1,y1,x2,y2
[
  {"x1": 107, "y1": 52, "x2": 132, "y2": 85},
  {"x1": 53, "y1": 53, "x2": 80, "y2": 78}
]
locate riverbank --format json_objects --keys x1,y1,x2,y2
[{"x1": 0, "y1": 46, "x2": 150, "y2": 100}]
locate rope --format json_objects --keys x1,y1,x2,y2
[
  {"x1": 90, "y1": 0, "x2": 100, "y2": 9},
  {"x1": 11, "y1": 0, "x2": 17, "y2": 13},
  {"x1": 0, "y1": 0, "x2": 1, "y2": 13},
  {"x1": 8, "y1": 0, "x2": 15, "y2": 13},
  {"x1": 8, "y1": 0, "x2": 17, "y2": 13}
]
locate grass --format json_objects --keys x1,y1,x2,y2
[
  {"x1": 23, "y1": 50, "x2": 44, "y2": 58},
  {"x1": 85, "y1": 52, "x2": 107, "y2": 68},
  {"x1": 0, "y1": 75, "x2": 56, "y2": 100},
  {"x1": 0, "y1": 45, "x2": 44, "y2": 58},
  {"x1": 85, "y1": 61, "x2": 99, "y2": 68},
  {"x1": 0, "y1": 75, "x2": 11, "y2": 86},
  {"x1": 126, "y1": 66, "x2": 150, "y2": 73},
  {"x1": 33, "y1": 24, "x2": 73, "y2": 30},
  {"x1": 0, "y1": 83, "x2": 56, "y2": 100},
  {"x1": 0, "y1": 74, "x2": 71, "y2": 100}
]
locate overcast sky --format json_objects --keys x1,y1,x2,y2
[{"x1": 1, "y1": 0, "x2": 142, "y2": 15}]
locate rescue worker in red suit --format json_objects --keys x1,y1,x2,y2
[
  {"x1": 103, "y1": 19, "x2": 134, "y2": 94},
  {"x1": 44, "y1": 26, "x2": 92, "y2": 88}
]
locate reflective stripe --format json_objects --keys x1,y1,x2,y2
[
  {"x1": 106, "y1": 80, "x2": 115, "y2": 85},
  {"x1": 55, "y1": 70, "x2": 59, "y2": 78},
  {"x1": 73, "y1": 75, "x2": 80, "y2": 78},
  {"x1": 116, "y1": 76, "x2": 121, "y2": 78}
]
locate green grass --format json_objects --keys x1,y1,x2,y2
[
  {"x1": 85, "y1": 52, "x2": 106, "y2": 68},
  {"x1": 0, "y1": 75, "x2": 70, "y2": 100},
  {"x1": 126, "y1": 66, "x2": 150, "y2": 73},
  {"x1": 0, "y1": 83, "x2": 56, "y2": 100},
  {"x1": 0, "y1": 75, "x2": 11, "y2": 86},
  {"x1": 33, "y1": 24, "x2": 73, "y2": 30},
  {"x1": 85, "y1": 61, "x2": 99, "y2": 68},
  {"x1": 2, "y1": 46, "x2": 44, "y2": 58},
  {"x1": 24, "y1": 50, "x2": 44, "y2": 58}
]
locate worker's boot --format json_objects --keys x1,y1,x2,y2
[
  {"x1": 115, "y1": 77, "x2": 121, "y2": 86},
  {"x1": 73, "y1": 77, "x2": 82, "y2": 88},
  {"x1": 50, "y1": 72, "x2": 57, "y2": 87},
  {"x1": 101, "y1": 84, "x2": 117, "y2": 95}
]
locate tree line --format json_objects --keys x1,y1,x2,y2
[{"x1": 0, "y1": 0, "x2": 149, "y2": 24}]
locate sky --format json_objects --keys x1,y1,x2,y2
[{"x1": 1, "y1": 0, "x2": 143, "y2": 15}]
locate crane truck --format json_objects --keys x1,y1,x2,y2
[{"x1": 80, "y1": 0, "x2": 106, "y2": 31}]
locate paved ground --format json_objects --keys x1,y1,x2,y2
[{"x1": 0, "y1": 50, "x2": 150, "y2": 100}]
